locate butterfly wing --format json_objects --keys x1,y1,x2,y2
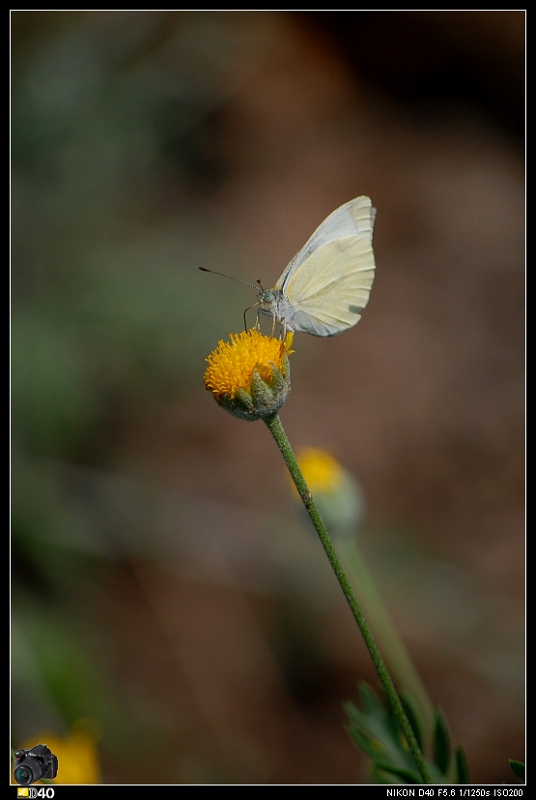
[{"x1": 276, "y1": 196, "x2": 376, "y2": 336}]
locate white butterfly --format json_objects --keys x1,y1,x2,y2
[
  {"x1": 200, "y1": 195, "x2": 376, "y2": 337},
  {"x1": 256, "y1": 195, "x2": 376, "y2": 336}
]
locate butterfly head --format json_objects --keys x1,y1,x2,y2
[{"x1": 257, "y1": 285, "x2": 279, "y2": 305}]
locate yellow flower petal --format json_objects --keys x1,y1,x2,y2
[{"x1": 204, "y1": 329, "x2": 292, "y2": 399}]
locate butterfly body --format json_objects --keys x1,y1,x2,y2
[{"x1": 258, "y1": 195, "x2": 376, "y2": 337}]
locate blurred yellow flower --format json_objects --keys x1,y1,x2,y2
[
  {"x1": 292, "y1": 448, "x2": 366, "y2": 538},
  {"x1": 18, "y1": 723, "x2": 100, "y2": 785},
  {"x1": 204, "y1": 329, "x2": 293, "y2": 421},
  {"x1": 297, "y1": 448, "x2": 345, "y2": 493}
]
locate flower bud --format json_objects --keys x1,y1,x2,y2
[{"x1": 292, "y1": 448, "x2": 366, "y2": 539}]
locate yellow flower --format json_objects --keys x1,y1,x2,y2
[
  {"x1": 292, "y1": 448, "x2": 366, "y2": 538},
  {"x1": 204, "y1": 329, "x2": 293, "y2": 421},
  {"x1": 297, "y1": 448, "x2": 345, "y2": 493},
  {"x1": 16, "y1": 722, "x2": 101, "y2": 785}
]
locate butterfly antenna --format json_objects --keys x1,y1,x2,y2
[{"x1": 198, "y1": 266, "x2": 259, "y2": 290}]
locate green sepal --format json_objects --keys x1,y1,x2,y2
[
  {"x1": 234, "y1": 388, "x2": 255, "y2": 412},
  {"x1": 270, "y1": 358, "x2": 289, "y2": 394},
  {"x1": 250, "y1": 368, "x2": 277, "y2": 408},
  {"x1": 214, "y1": 356, "x2": 290, "y2": 421}
]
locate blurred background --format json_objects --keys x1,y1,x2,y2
[{"x1": 11, "y1": 10, "x2": 524, "y2": 784}]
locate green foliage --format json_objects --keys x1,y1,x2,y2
[
  {"x1": 509, "y1": 759, "x2": 525, "y2": 781},
  {"x1": 432, "y1": 708, "x2": 451, "y2": 775},
  {"x1": 455, "y1": 745, "x2": 471, "y2": 785},
  {"x1": 345, "y1": 683, "x2": 471, "y2": 784}
]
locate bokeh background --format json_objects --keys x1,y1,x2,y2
[{"x1": 11, "y1": 10, "x2": 525, "y2": 785}]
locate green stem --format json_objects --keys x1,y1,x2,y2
[{"x1": 264, "y1": 412, "x2": 432, "y2": 785}]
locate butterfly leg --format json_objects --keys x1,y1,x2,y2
[{"x1": 243, "y1": 300, "x2": 261, "y2": 332}]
